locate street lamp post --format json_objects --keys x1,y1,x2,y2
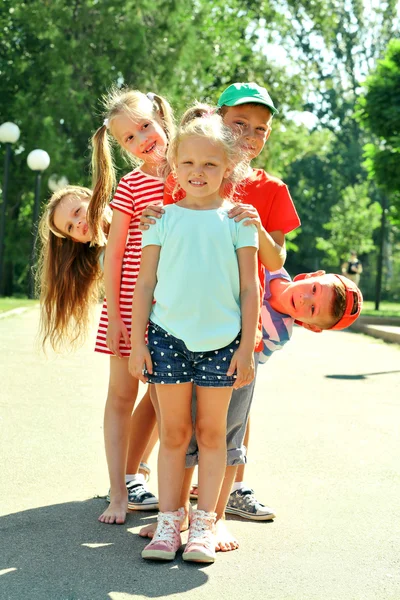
[
  {"x1": 375, "y1": 194, "x2": 389, "y2": 311},
  {"x1": 27, "y1": 149, "x2": 50, "y2": 298},
  {"x1": 0, "y1": 122, "x2": 21, "y2": 294}
]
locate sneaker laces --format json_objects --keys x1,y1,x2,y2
[
  {"x1": 188, "y1": 511, "x2": 216, "y2": 547},
  {"x1": 127, "y1": 482, "x2": 150, "y2": 499},
  {"x1": 237, "y1": 488, "x2": 266, "y2": 508},
  {"x1": 153, "y1": 512, "x2": 181, "y2": 543}
]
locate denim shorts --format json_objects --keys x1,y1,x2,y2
[{"x1": 146, "y1": 321, "x2": 241, "y2": 387}]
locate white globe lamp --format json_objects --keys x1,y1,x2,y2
[
  {"x1": 27, "y1": 149, "x2": 50, "y2": 172},
  {"x1": 0, "y1": 122, "x2": 20, "y2": 144},
  {"x1": 27, "y1": 149, "x2": 50, "y2": 298}
]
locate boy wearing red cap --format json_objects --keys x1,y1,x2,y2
[{"x1": 262, "y1": 270, "x2": 363, "y2": 341}]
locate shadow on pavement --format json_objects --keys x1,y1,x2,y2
[
  {"x1": 0, "y1": 498, "x2": 208, "y2": 600},
  {"x1": 325, "y1": 370, "x2": 400, "y2": 380}
]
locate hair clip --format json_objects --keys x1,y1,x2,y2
[
  {"x1": 103, "y1": 118, "x2": 109, "y2": 129},
  {"x1": 147, "y1": 92, "x2": 156, "y2": 102}
]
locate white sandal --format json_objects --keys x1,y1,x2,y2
[
  {"x1": 139, "y1": 462, "x2": 151, "y2": 483},
  {"x1": 189, "y1": 482, "x2": 199, "y2": 500}
]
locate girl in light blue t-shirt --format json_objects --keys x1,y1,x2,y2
[{"x1": 129, "y1": 106, "x2": 259, "y2": 564}]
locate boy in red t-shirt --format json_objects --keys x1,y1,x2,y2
[{"x1": 138, "y1": 83, "x2": 301, "y2": 548}]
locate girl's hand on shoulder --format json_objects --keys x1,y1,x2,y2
[
  {"x1": 128, "y1": 344, "x2": 152, "y2": 383},
  {"x1": 106, "y1": 317, "x2": 131, "y2": 358},
  {"x1": 228, "y1": 203, "x2": 262, "y2": 232},
  {"x1": 227, "y1": 347, "x2": 255, "y2": 389},
  {"x1": 138, "y1": 205, "x2": 165, "y2": 231}
]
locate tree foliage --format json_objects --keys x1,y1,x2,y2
[
  {"x1": 255, "y1": 0, "x2": 399, "y2": 274},
  {"x1": 316, "y1": 183, "x2": 381, "y2": 267},
  {"x1": 0, "y1": 0, "x2": 293, "y2": 294},
  {"x1": 357, "y1": 38, "x2": 400, "y2": 211},
  {"x1": 1, "y1": 0, "x2": 399, "y2": 297}
]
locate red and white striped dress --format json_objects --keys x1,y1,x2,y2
[{"x1": 95, "y1": 168, "x2": 164, "y2": 356}]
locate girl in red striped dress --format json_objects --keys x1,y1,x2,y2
[{"x1": 89, "y1": 88, "x2": 174, "y2": 525}]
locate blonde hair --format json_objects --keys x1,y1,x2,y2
[
  {"x1": 167, "y1": 103, "x2": 248, "y2": 196},
  {"x1": 89, "y1": 87, "x2": 174, "y2": 245},
  {"x1": 37, "y1": 186, "x2": 111, "y2": 351}
]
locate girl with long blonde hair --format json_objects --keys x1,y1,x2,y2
[
  {"x1": 37, "y1": 181, "x2": 160, "y2": 521},
  {"x1": 37, "y1": 185, "x2": 110, "y2": 351}
]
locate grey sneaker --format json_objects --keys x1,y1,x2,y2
[
  {"x1": 225, "y1": 488, "x2": 275, "y2": 521},
  {"x1": 105, "y1": 482, "x2": 159, "y2": 511}
]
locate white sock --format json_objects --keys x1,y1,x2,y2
[
  {"x1": 125, "y1": 473, "x2": 146, "y2": 485},
  {"x1": 231, "y1": 481, "x2": 247, "y2": 493}
]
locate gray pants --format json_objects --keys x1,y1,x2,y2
[{"x1": 185, "y1": 353, "x2": 260, "y2": 467}]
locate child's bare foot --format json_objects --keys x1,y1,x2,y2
[
  {"x1": 98, "y1": 496, "x2": 128, "y2": 525},
  {"x1": 215, "y1": 518, "x2": 239, "y2": 552},
  {"x1": 139, "y1": 510, "x2": 190, "y2": 538},
  {"x1": 139, "y1": 521, "x2": 157, "y2": 538}
]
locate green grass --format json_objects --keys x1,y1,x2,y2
[
  {"x1": 0, "y1": 297, "x2": 38, "y2": 313},
  {"x1": 362, "y1": 301, "x2": 400, "y2": 318}
]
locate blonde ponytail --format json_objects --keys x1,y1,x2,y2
[
  {"x1": 152, "y1": 94, "x2": 175, "y2": 141},
  {"x1": 89, "y1": 125, "x2": 116, "y2": 246}
]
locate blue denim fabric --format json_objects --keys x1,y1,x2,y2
[{"x1": 146, "y1": 321, "x2": 240, "y2": 387}]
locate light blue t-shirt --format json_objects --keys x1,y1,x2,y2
[{"x1": 142, "y1": 204, "x2": 259, "y2": 352}]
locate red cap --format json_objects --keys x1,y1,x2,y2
[{"x1": 293, "y1": 273, "x2": 363, "y2": 331}]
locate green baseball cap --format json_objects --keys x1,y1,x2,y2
[{"x1": 217, "y1": 82, "x2": 278, "y2": 115}]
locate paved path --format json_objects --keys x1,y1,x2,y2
[{"x1": 1, "y1": 308, "x2": 400, "y2": 600}]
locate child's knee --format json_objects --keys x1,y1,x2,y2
[
  {"x1": 196, "y1": 421, "x2": 226, "y2": 451},
  {"x1": 161, "y1": 424, "x2": 192, "y2": 450},
  {"x1": 107, "y1": 384, "x2": 137, "y2": 413}
]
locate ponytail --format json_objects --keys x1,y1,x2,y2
[
  {"x1": 150, "y1": 93, "x2": 175, "y2": 141},
  {"x1": 89, "y1": 125, "x2": 116, "y2": 247}
]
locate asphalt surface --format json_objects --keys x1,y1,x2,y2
[{"x1": 1, "y1": 307, "x2": 400, "y2": 600}]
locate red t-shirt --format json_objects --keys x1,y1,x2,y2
[{"x1": 163, "y1": 169, "x2": 301, "y2": 351}]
